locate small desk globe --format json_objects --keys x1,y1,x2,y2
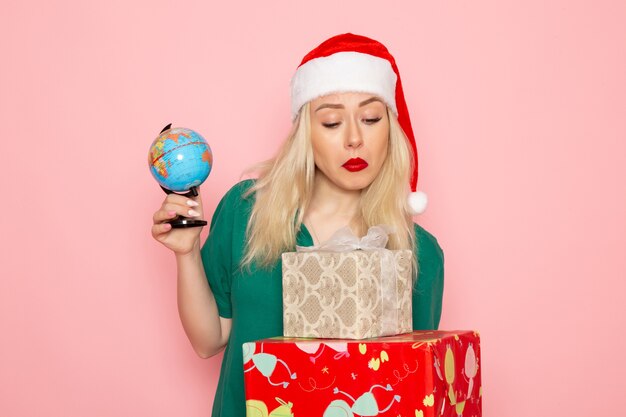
[{"x1": 148, "y1": 124, "x2": 212, "y2": 228}]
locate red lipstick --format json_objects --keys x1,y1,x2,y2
[{"x1": 342, "y1": 157, "x2": 368, "y2": 172}]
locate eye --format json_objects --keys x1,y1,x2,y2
[
  {"x1": 364, "y1": 117, "x2": 382, "y2": 124},
  {"x1": 322, "y1": 122, "x2": 340, "y2": 129}
]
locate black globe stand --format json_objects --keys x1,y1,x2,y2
[{"x1": 160, "y1": 185, "x2": 208, "y2": 228}]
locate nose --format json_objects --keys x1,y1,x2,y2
[{"x1": 345, "y1": 119, "x2": 364, "y2": 149}]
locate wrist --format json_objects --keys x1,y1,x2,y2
[{"x1": 175, "y1": 240, "x2": 201, "y2": 261}]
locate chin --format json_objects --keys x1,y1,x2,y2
[{"x1": 335, "y1": 175, "x2": 376, "y2": 191}]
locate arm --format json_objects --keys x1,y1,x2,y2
[
  {"x1": 176, "y1": 242, "x2": 232, "y2": 358},
  {"x1": 412, "y1": 224, "x2": 445, "y2": 330},
  {"x1": 152, "y1": 193, "x2": 231, "y2": 358}
]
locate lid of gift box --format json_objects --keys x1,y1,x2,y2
[{"x1": 255, "y1": 330, "x2": 481, "y2": 408}]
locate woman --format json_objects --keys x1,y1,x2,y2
[{"x1": 151, "y1": 33, "x2": 444, "y2": 417}]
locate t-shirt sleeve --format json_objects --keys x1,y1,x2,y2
[
  {"x1": 200, "y1": 181, "x2": 251, "y2": 319},
  {"x1": 412, "y1": 224, "x2": 445, "y2": 330}
]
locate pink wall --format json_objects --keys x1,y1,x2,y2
[{"x1": 1, "y1": 1, "x2": 625, "y2": 416}]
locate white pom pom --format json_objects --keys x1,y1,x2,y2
[{"x1": 407, "y1": 191, "x2": 428, "y2": 215}]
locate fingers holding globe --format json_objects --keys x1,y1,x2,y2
[
  {"x1": 150, "y1": 192, "x2": 206, "y2": 254},
  {"x1": 148, "y1": 124, "x2": 213, "y2": 228}
]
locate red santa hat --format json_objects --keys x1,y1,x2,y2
[{"x1": 290, "y1": 33, "x2": 428, "y2": 215}]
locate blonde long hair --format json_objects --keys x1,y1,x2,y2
[{"x1": 242, "y1": 102, "x2": 417, "y2": 269}]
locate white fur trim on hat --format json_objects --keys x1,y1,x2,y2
[
  {"x1": 290, "y1": 51, "x2": 398, "y2": 120},
  {"x1": 407, "y1": 190, "x2": 428, "y2": 215}
]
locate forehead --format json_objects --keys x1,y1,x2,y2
[{"x1": 310, "y1": 92, "x2": 386, "y2": 107}]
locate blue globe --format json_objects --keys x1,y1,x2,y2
[{"x1": 148, "y1": 127, "x2": 213, "y2": 192}]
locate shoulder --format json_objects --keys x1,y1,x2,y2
[
  {"x1": 214, "y1": 179, "x2": 257, "y2": 211},
  {"x1": 221, "y1": 179, "x2": 257, "y2": 203},
  {"x1": 208, "y1": 179, "x2": 257, "y2": 230},
  {"x1": 413, "y1": 222, "x2": 444, "y2": 269}
]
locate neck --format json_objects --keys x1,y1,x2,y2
[{"x1": 308, "y1": 170, "x2": 361, "y2": 220}]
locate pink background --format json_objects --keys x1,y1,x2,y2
[{"x1": 1, "y1": 1, "x2": 625, "y2": 416}]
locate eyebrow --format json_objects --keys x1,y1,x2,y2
[{"x1": 314, "y1": 97, "x2": 384, "y2": 112}]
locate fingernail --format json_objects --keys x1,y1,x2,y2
[
  {"x1": 167, "y1": 210, "x2": 177, "y2": 217},
  {"x1": 187, "y1": 200, "x2": 199, "y2": 207},
  {"x1": 163, "y1": 223, "x2": 172, "y2": 230},
  {"x1": 188, "y1": 209, "x2": 200, "y2": 217}
]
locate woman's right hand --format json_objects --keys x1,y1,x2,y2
[{"x1": 151, "y1": 193, "x2": 205, "y2": 255}]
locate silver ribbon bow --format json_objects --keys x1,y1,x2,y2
[{"x1": 296, "y1": 224, "x2": 395, "y2": 252}]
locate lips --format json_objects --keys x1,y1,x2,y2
[{"x1": 342, "y1": 157, "x2": 368, "y2": 172}]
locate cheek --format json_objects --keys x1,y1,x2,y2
[
  {"x1": 311, "y1": 130, "x2": 339, "y2": 166},
  {"x1": 375, "y1": 133, "x2": 389, "y2": 154},
  {"x1": 311, "y1": 137, "x2": 329, "y2": 161},
  {"x1": 370, "y1": 129, "x2": 390, "y2": 167}
]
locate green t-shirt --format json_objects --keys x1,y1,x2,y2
[{"x1": 200, "y1": 179, "x2": 444, "y2": 417}]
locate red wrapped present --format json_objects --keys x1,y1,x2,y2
[{"x1": 243, "y1": 330, "x2": 482, "y2": 417}]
